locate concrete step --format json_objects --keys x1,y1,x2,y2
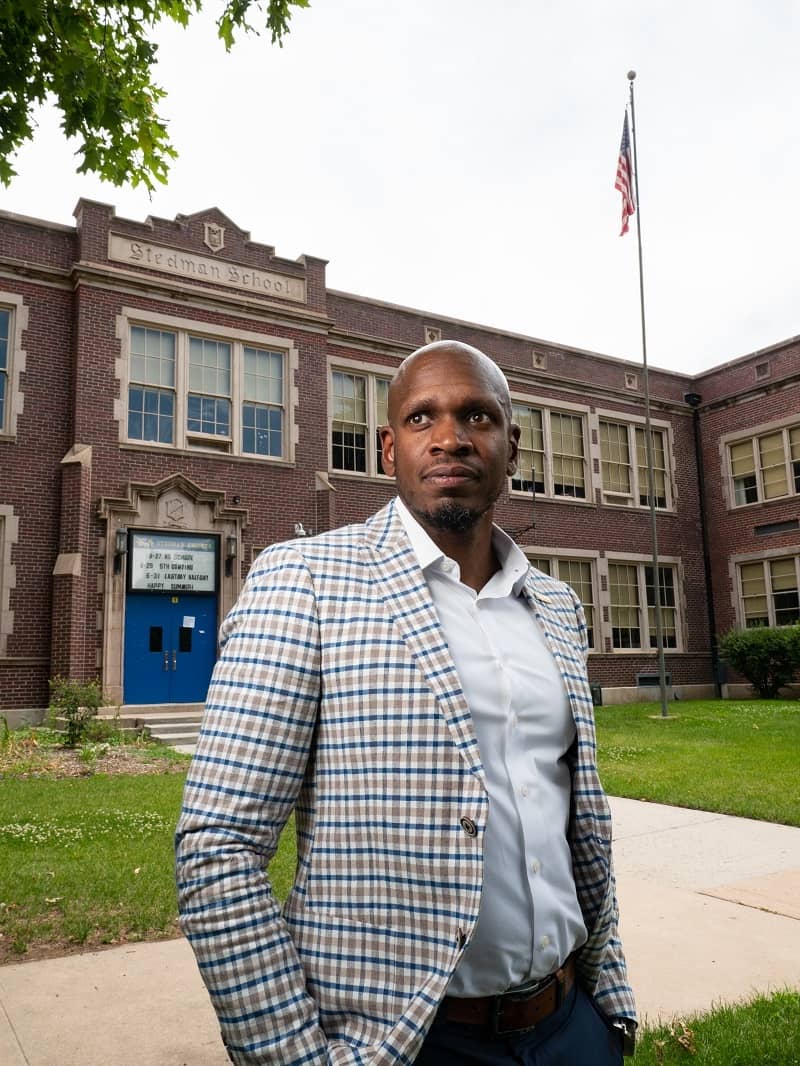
[{"x1": 99, "y1": 704, "x2": 205, "y2": 747}]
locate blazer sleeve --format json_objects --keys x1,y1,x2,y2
[
  {"x1": 571, "y1": 591, "x2": 637, "y2": 1023},
  {"x1": 175, "y1": 545, "x2": 330, "y2": 1064}
]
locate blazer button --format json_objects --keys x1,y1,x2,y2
[{"x1": 460, "y1": 817, "x2": 478, "y2": 837}]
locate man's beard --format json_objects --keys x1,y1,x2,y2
[{"x1": 418, "y1": 500, "x2": 485, "y2": 534}]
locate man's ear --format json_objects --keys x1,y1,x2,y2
[{"x1": 379, "y1": 425, "x2": 396, "y2": 476}]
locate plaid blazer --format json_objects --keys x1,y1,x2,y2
[{"x1": 176, "y1": 499, "x2": 635, "y2": 1065}]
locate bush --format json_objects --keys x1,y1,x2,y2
[
  {"x1": 47, "y1": 677, "x2": 106, "y2": 747},
  {"x1": 718, "y1": 626, "x2": 800, "y2": 699}
]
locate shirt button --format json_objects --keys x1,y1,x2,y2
[
  {"x1": 520, "y1": 785, "x2": 529, "y2": 798},
  {"x1": 531, "y1": 859, "x2": 540, "y2": 875},
  {"x1": 539, "y1": 935, "x2": 551, "y2": 949},
  {"x1": 460, "y1": 817, "x2": 478, "y2": 837}
]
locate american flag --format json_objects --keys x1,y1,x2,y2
[{"x1": 615, "y1": 113, "x2": 635, "y2": 236}]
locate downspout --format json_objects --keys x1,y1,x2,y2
[{"x1": 685, "y1": 392, "x2": 722, "y2": 697}]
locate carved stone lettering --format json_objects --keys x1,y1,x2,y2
[{"x1": 108, "y1": 235, "x2": 306, "y2": 303}]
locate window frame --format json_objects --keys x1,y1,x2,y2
[
  {"x1": 0, "y1": 506, "x2": 18, "y2": 659},
  {"x1": 725, "y1": 420, "x2": 800, "y2": 509},
  {"x1": 0, "y1": 293, "x2": 27, "y2": 441},
  {"x1": 735, "y1": 553, "x2": 800, "y2": 628},
  {"x1": 603, "y1": 554, "x2": 683, "y2": 653},
  {"x1": 597, "y1": 413, "x2": 674, "y2": 511},
  {"x1": 116, "y1": 309, "x2": 297, "y2": 463},
  {"x1": 328, "y1": 357, "x2": 394, "y2": 480},
  {"x1": 509, "y1": 397, "x2": 591, "y2": 503}
]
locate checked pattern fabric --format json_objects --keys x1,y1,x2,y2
[{"x1": 176, "y1": 499, "x2": 635, "y2": 1065}]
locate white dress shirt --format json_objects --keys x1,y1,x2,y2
[{"x1": 396, "y1": 499, "x2": 587, "y2": 996}]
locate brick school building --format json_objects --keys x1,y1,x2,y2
[{"x1": 1, "y1": 201, "x2": 798, "y2": 721}]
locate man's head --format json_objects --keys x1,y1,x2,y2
[{"x1": 380, "y1": 341, "x2": 519, "y2": 542}]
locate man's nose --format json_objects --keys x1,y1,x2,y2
[{"x1": 429, "y1": 415, "x2": 471, "y2": 452}]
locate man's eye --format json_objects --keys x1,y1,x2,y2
[
  {"x1": 468, "y1": 412, "x2": 490, "y2": 423},
  {"x1": 408, "y1": 412, "x2": 429, "y2": 425}
]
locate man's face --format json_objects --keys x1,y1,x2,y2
[{"x1": 379, "y1": 348, "x2": 519, "y2": 539}]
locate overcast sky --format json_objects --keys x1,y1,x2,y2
[{"x1": 4, "y1": 1, "x2": 798, "y2": 375}]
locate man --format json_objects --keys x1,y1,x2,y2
[{"x1": 176, "y1": 341, "x2": 637, "y2": 1065}]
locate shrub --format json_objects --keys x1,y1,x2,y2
[
  {"x1": 47, "y1": 677, "x2": 106, "y2": 747},
  {"x1": 718, "y1": 625, "x2": 800, "y2": 699}
]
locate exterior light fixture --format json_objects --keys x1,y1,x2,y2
[
  {"x1": 113, "y1": 528, "x2": 128, "y2": 574},
  {"x1": 225, "y1": 534, "x2": 238, "y2": 577}
]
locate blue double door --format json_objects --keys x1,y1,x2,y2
[{"x1": 123, "y1": 592, "x2": 217, "y2": 704}]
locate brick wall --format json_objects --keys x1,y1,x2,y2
[{"x1": 2, "y1": 201, "x2": 792, "y2": 709}]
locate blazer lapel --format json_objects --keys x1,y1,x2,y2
[
  {"x1": 520, "y1": 570, "x2": 588, "y2": 730},
  {"x1": 364, "y1": 501, "x2": 485, "y2": 784}
]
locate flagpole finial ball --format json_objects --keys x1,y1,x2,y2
[{"x1": 627, "y1": 70, "x2": 637, "y2": 81}]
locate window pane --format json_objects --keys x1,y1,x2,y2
[
  {"x1": 558, "y1": 559, "x2": 594, "y2": 647},
  {"x1": 0, "y1": 370, "x2": 5, "y2": 430},
  {"x1": 529, "y1": 557, "x2": 551, "y2": 575},
  {"x1": 131, "y1": 327, "x2": 175, "y2": 387},
  {"x1": 600, "y1": 422, "x2": 632, "y2": 495},
  {"x1": 609, "y1": 563, "x2": 640, "y2": 647},
  {"x1": 332, "y1": 372, "x2": 368, "y2": 471},
  {"x1": 770, "y1": 558, "x2": 800, "y2": 626},
  {"x1": 645, "y1": 566, "x2": 677, "y2": 648},
  {"x1": 375, "y1": 377, "x2": 390, "y2": 476},
  {"x1": 332, "y1": 427, "x2": 367, "y2": 471},
  {"x1": 730, "y1": 439, "x2": 758, "y2": 504},
  {"x1": 243, "y1": 347, "x2": 283, "y2": 405},
  {"x1": 333, "y1": 371, "x2": 367, "y2": 424},
  {"x1": 128, "y1": 386, "x2": 173, "y2": 444},
  {"x1": 551, "y1": 414, "x2": 586, "y2": 498},
  {"x1": 242, "y1": 402, "x2": 283, "y2": 456},
  {"x1": 636, "y1": 427, "x2": 667, "y2": 507},
  {"x1": 0, "y1": 308, "x2": 9, "y2": 371},
  {"x1": 758, "y1": 432, "x2": 789, "y2": 500},
  {"x1": 740, "y1": 562, "x2": 768, "y2": 626},
  {"x1": 512, "y1": 404, "x2": 544, "y2": 493},
  {"x1": 188, "y1": 394, "x2": 230, "y2": 436},
  {"x1": 790, "y1": 428, "x2": 800, "y2": 493},
  {"x1": 189, "y1": 337, "x2": 231, "y2": 396}
]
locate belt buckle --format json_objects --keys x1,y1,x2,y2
[{"x1": 491, "y1": 978, "x2": 550, "y2": 1037}]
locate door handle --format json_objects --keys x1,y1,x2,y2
[
  {"x1": 163, "y1": 651, "x2": 169, "y2": 671},
  {"x1": 171, "y1": 649, "x2": 177, "y2": 671}
]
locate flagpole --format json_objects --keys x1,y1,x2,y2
[{"x1": 627, "y1": 70, "x2": 670, "y2": 719}]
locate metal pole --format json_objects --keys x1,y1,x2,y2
[{"x1": 627, "y1": 70, "x2": 669, "y2": 717}]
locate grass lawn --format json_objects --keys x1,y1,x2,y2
[
  {"x1": 595, "y1": 699, "x2": 800, "y2": 826},
  {"x1": 0, "y1": 754, "x2": 298, "y2": 961},
  {"x1": 1, "y1": 705, "x2": 798, "y2": 1059},
  {"x1": 632, "y1": 989, "x2": 800, "y2": 1065}
]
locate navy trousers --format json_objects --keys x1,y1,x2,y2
[{"x1": 415, "y1": 984, "x2": 624, "y2": 1066}]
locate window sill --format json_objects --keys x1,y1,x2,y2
[
  {"x1": 328, "y1": 469, "x2": 394, "y2": 485},
  {"x1": 119, "y1": 441, "x2": 295, "y2": 466},
  {"x1": 509, "y1": 491, "x2": 595, "y2": 508}
]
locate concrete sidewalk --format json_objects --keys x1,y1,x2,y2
[{"x1": 1, "y1": 798, "x2": 798, "y2": 1065}]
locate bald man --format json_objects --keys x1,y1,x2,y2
[{"x1": 177, "y1": 342, "x2": 636, "y2": 1065}]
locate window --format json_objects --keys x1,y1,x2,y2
[
  {"x1": 739, "y1": 556, "x2": 800, "y2": 627},
  {"x1": 0, "y1": 309, "x2": 8, "y2": 432},
  {"x1": 729, "y1": 424, "x2": 800, "y2": 506},
  {"x1": 609, "y1": 562, "x2": 679, "y2": 650},
  {"x1": 0, "y1": 295, "x2": 26, "y2": 439},
  {"x1": 600, "y1": 420, "x2": 671, "y2": 509},
  {"x1": 529, "y1": 555, "x2": 595, "y2": 648},
  {"x1": 511, "y1": 404, "x2": 587, "y2": 499},
  {"x1": 0, "y1": 506, "x2": 17, "y2": 658},
  {"x1": 124, "y1": 319, "x2": 290, "y2": 459},
  {"x1": 331, "y1": 368, "x2": 391, "y2": 476}
]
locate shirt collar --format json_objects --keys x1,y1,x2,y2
[{"x1": 395, "y1": 497, "x2": 530, "y2": 595}]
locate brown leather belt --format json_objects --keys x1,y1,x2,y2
[{"x1": 439, "y1": 956, "x2": 576, "y2": 1036}]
